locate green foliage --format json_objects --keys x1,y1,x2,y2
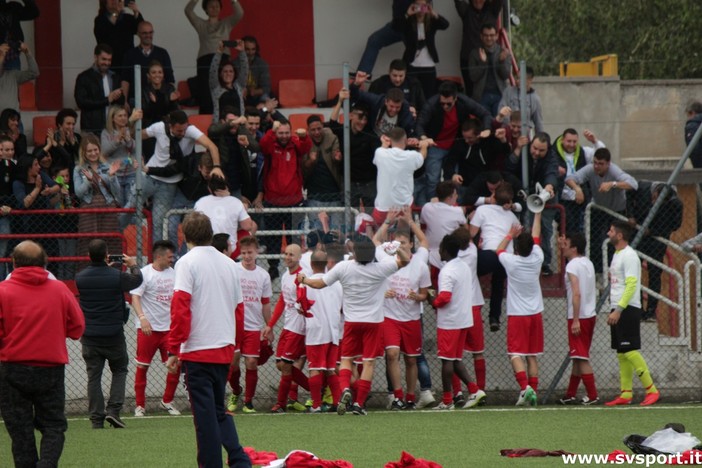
[{"x1": 511, "y1": 0, "x2": 702, "y2": 79}]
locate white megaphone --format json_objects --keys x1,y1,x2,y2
[{"x1": 527, "y1": 183, "x2": 552, "y2": 213}]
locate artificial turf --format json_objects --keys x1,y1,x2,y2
[{"x1": 1, "y1": 404, "x2": 700, "y2": 467}]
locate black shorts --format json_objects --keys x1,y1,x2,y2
[{"x1": 610, "y1": 306, "x2": 641, "y2": 352}]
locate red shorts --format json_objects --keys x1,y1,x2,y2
[
  {"x1": 507, "y1": 313, "x2": 544, "y2": 356},
  {"x1": 275, "y1": 329, "x2": 306, "y2": 362},
  {"x1": 383, "y1": 317, "x2": 422, "y2": 356},
  {"x1": 306, "y1": 343, "x2": 339, "y2": 371},
  {"x1": 234, "y1": 306, "x2": 245, "y2": 351},
  {"x1": 340, "y1": 322, "x2": 383, "y2": 361},
  {"x1": 437, "y1": 328, "x2": 468, "y2": 360},
  {"x1": 135, "y1": 329, "x2": 169, "y2": 366},
  {"x1": 568, "y1": 316, "x2": 596, "y2": 360},
  {"x1": 464, "y1": 305, "x2": 485, "y2": 353},
  {"x1": 371, "y1": 208, "x2": 388, "y2": 226},
  {"x1": 240, "y1": 330, "x2": 262, "y2": 358}
]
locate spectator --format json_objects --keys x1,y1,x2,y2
[
  {"x1": 369, "y1": 59, "x2": 426, "y2": 117},
  {"x1": 468, "y1": 22, "x2": 511, "y2": 116},
  {"x1": 454, "y1": 0, "x2": 502, "y2": 97},
  {"x1": 0, "y1": 107, "x2": 26, "y2": 157},
  {"x1": 0, "y1": 240, "x2": 84, "y2": 468},
  {"x1": 140, "y1": 61, "x2": 179, "y2": 128},
  {"x1": 684, "y1": 100, "x2": 702, "y2": 168},
  {"x1": 50, "y1": 164, "x2": 78, "y2": 280},
  {"x1": 415, "y1": 81, "x2": 491, "y2": 201},
  {"x1": 242, "y1": 35, "x2": 271, "y2": 107},
  {"x1": 0, "y1": 0, "x2": 38, "y2": 71},
  {"x1": 184, "y1": 0, "x2": 244, "y2": 115},
  {"x1": 0, "y1": 41, "x2": 38, "y2": 112},
  {"x1": 350, "y1": 71, "x2": 416, "y2": 138},
  {"x1": 49, "y1": 109, "x2": 81, "y2": 178},
  {"x1": 462, "y1": 170, "x2": 522, "y2": 209},
  {"x1": 210, "y1": 40, "x2": 248, "y2": 123},
  {"x1": 356, "y1": 0, "x2": 413, "y2": 77},
  {"x1": 74, "y1": 43, "x2": 125, "y2": 135},
  {"x1": 0, "y1": 134, "x2": 15, "y2": 277},
  {"x1": 94, "y1": 0, "x2": 144, "y2": 72},
  {"x1": 76, "y1": 239, "x2": 143, "y2": 428},
  {"x1": 121, "y1": 21, "x2": 174, "y2": 102},
  {"x1": 565, "y1": 148, "x2": 638, "y2": 273},
  {"x1": 394, "y1": 0, "x2": 449, "y2": 99},
  {"x1": 101, "y1": 105, "x2": 141, "y2": 206},
  {"x1": 498, "y1": 66, "x2": 544, "y2": 134},
  {"x1": 73, "y1": 134, "x2": 122, "y2": 259},
  {"x1": 627, "y1": 182, "x2": 683, "y2": 322},
  {"x1": 175, "y1": 151, "x2": 214, "y2": 204},
  {"x1": 553, "y1": 128, "x2": 606, "y2": 233},
  {"x1": 303, "y1": 115, "x2": 342, "y2": 230}
]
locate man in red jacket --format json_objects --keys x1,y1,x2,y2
[
  {"x1": 258, "y1": 120, "x2": 312, "y2": 279},
  {"x1": 0, "y1": 241, "x2": 85, "y2": 468}
]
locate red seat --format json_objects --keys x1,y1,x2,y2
[
  {"x1": 19, "y1": 81, "x2": 37, "y2": 111},
  {"x1": 437, "y1": 75, "x2": 464, "y2": 87},
  {"x1": 327, "y1": 78, "x2": 343, "y2": 100},
  {"x1": 177, "y1": 80, "x2": 197, "y2": 109},
  {"x1": 287, "y1": 113, "x2": 324, "y2": 131},
  {"x1": 32, "y1": 115, "x2": 55, "y2": 147},
  {"x1": 278, "y1": 79, "x2": 316, "y2": 108},
  {"x1": 188, "y1": 114, "x2": 213, "y2": 134}
]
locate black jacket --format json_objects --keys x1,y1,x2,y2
[
  {"x1": 394, "y1": 14, "x2": 450, "y2": 65},
  {"x1": 76, "y1": 262, "x2": 142, "y2": 345},
  {"x1": 416, "y1": 94, "x2": 491, "y2": 139},
  {"x1": 506, "y1": 145, "x2": 559, "y2": 197},
  {"x1": 74, "y1": 67, "x2": 124, "y2": 135},
  {"x1": 369, "y1": 75, "x2": 426, "y2": 113},
  {"x1": 685, "y1": 113, "x2": 702, "y2": 168},
  {"x1": 350, "y1": 85, "x2": 416, "y2": 137},
  {"x1": 443, "y1": 136, "x2": 510, "y2": 188}
]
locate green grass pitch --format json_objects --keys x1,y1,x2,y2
[{"x1": 2, "y1": 405, "x2": 700, "y2": 467}]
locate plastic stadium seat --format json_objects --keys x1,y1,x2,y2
[
  {"x1": 188, "y1": 114, "x2": 213, "y2": 134},
  {"x1": 327, "y1": 78, "x2": 343, "y2": 100},
  {"x1": 19, "y1": 81, "x2": 37, "y2": 111},
  {"x1": 177, "y1": 80, "x2": 198, "y2": 109},
  {"x1": 288, "y1": 113, "x2": 324, "y2": 131},
  {"x1": 278, "y1": 79, "x2": 316, "y2": 108},
  {"x1": 437, "y1": 75, "x2": 463, "y2": 86},
  {"x1": 32, "y1": 115, "x2": 55, "y2": 147}
]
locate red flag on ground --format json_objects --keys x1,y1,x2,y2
[{"x1": 384, "y1": 451, "x2": 442, "y2": 468}]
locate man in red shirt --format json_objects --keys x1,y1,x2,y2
[{"x1": 258, "y1": 120, "x2": 312, "y2": 279}]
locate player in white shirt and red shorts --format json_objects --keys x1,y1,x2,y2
[
  {"x1": 557, "y1": 232, "x2": 599, "y2": 405},
  {"x1": 225, "y1": 236, "x2": 272, "y2": 414},
  {"x1": 300, "y1": 236, "x2": 410, "y2": 416},
  {"x1": 431, "y1": 232, "x2": 475, "y2": 410},
  {"x1": 373, "y1": 208, "x2": 431, "y2": 410},
  {"x1": 131, "y1": 240, "x2": 180, "y2": 417},
  {"x1": 299, "y1": 251, "x2": 344, "y2": 413},
  {"x1": 496, "y1": 211, "x2": 544, "y2": 407},
  {"x1": 262, "y1": 244, "x2": 310, "y2": 413}
]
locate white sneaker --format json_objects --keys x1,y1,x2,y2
[
  {"x1": 432, "y1": 402, "x2": 454, "y2": 411},
  {"x1": 416, "y1": 389, "x2": 436, "y2": 409},
  {"x1": 463, "y1": 389, "x2": 487, "y2": 409},
  {"x1": 160, "y1": 400, "x2": 181, "y2": 416},
  {"x1": 134, "y1": 406, "x2": 145, "y2": 417},
  {"x1": 516, "y1": 385, "x2": 534, "y2": 407},
  {"x1": 385, "y1": 393, "x2": 394, "y2": 410}
]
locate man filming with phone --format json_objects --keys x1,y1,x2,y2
[{"x1": 75, "y1": 239, "x2": 143, "y2": 429}]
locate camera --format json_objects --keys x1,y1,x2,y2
[
  {"x1": 108, "y1": 254, "x2": 123, "y2": 263},
  {"x1": 222, "y1": 40, "x2": 240, "y2": 48}
]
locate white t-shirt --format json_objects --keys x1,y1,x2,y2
[
  {"x1": 280, "y1": 267, "x2": 306, "y2": 335},
  {"x1": 323, "y1": 257, "x2": 399, "y2": 323},
  {"x1": 300, "y1": 251, "x2": 312, "y2": 275},
  {"x1": 373, "y1": 147, "x2": 424, "y2": 211},
  {"x1": 145, "y1": 122, "x2": 204, "y2": 183},
  {"x1": 420, "y1": 201, "x2": 466, "y2": 268},
  {"x1": 378, "y1": 247, "x2": 431, "y2": 322},
  {"x1": 173, "y1": 245, "x2": 242, "y2": 353},
  {"x1": 565, "y1": 256, "x2": 597, "y2": 320},
  {"x1": 194, "y1": 195, "x2": 250, "y2": 251},
  {"x1": 236, "y1": 263, "x2": 272, "y2": 331},
  {"x1": 498, "y1": 243, "x2": 544, "y2": 316},
  {"x1": 304, "y1": 273, "x2": 343, "y2": 345},
  {"x1": 458, "y1": 243, "x2": 484, "y2": 307},
  {"x1": 131, "y1": 264, "x2": 175, "y2": 332},
  {"x1": 436, "y1": 257, "x2": 473, "y2": 330},
  {"x1": 609, "y1": 245, "x2": 642, "y2": 309},
  {"x1": 470, "y1": 205, "x2": 519, "y2": 252}
]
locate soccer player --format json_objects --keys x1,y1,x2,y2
[
  {"x1": 496, "y1": 212, "x2": 544, "y2": 406},
  {"x1": 300, "y1": 250, "x2": 343, "y2": 413},
  {"x1": 299, "y1": 236, "x2": 410, "y2": 416},
  {"x1": 431, "y1": 232, "x2": 474, "y2": 411},
  {"x1": 166, "y1": 212, "x2": 251, "y2": 467},
  {"x1": 373, "y1": 208, "x2": 431, "y2": 410},
  {"x1": 227, "y1": 236, "x2": 272, "y2": 413},
  {"x1": 131, "y1": 240, "x2": 180, "y2": 417},
  {"x1": 605, "y1": 221, "x2": 660, "y2": 406},
  {"x1": 262, "y1": 244, "x2": 310, "y2": 413},
  {"x1": 558, "y1": 232, "x2": 600, "y2": 405}
]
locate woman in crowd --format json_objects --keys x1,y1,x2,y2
[
  {"x1": 0, "y1": 108, "x2": 27, "y2": 157},
  {"x1": 396, "y1": 0, "x2": 449, "y2": 98},
  {"x1": 101, "y1": 105, "x2": 140, "y2": 206},
  {"x1": 73, "y1": 134, "x2": 122, "y2": 257},
  {"x1": 185, "y1": 0, "x2": 244, "y2": 114},
  {"x1": 210, "y1": 40, "x2": 248, "y2": 122},
  {"x1": 141, "y1": 60, "x2": 180, "y2": 159},
  {"x1": 94, "y1": 0, "x2": 145, "y2": 71}
]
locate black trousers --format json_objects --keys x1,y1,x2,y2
[
  {"x1": 0, "y1": 363, "x2": 67, "y2": 468},
  {"x1": 477, "y1": 249, "x2": 507, "y2": 323}
]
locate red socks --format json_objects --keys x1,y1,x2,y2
[
  {"x1": 355, "y1": 379, "x2": 371, "y2": 406},
  {"x1": 291, "y1": 366, "x2": 309, "y2": 391},
  {"x1": 474, "y1": 358, "x2": 486, "y2": 390},
  {"x1": 528, "y1": 376, "x2": 539, "y2": 392},
  {"x1": 134, "y1": 366, "x2": 147, "y2": 407},
  {"x1": 451, "y1": 374, "x2": 462, "y2": 396},
  {"x1": 581, "y1": 373, "x2": 597, "y2": 400},
  {"x1": 566, "y1": 374, "x2": 581, "y2": 398},
  {"x1": 163, "y1": 369, "x2": 180, "y2": 403},
  {"x1": 515, "y1": 371, "x2": 528, "y2": 391},
  {"x1": 339, "y1": 368, "x2": 352, "y2": 392},
  {"x1": 309, "y1": 374, "x2": 323, "y2": 408},
  {"x1": 277, "y1": 375, "x2": 293, "y2": 407},
  {"x1": 467, "y1": 381, "x2": 479, "y2": 395},
  {"x1": 228, "y1": 366, "x2": 241, "y2": 395},
  {"x1": 244, "y1": 369, "x2": 258, "y2": 403},
  {"x1": 327, "y1": 374, "x2": 341, "y2": 404},
  {"x1": 393, "y1": 388, "x2": 404, "y2": 400},
  {"x1": 442, "y1": 391, "x2": 453, "y2": 405}
]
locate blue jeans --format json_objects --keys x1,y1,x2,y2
[
  {"x1": 167, "y1": 189, "x2": 194, "y2": 246},
  {"x1": 182, "y1": 361, "x2": 251, "y2": 468},
  {"x1": 425, "y1": 147, "x2": 449, "y2": 200},
  {"x1": 307, "y1": 198, "x2": 342, "y2": 231},
  {"x1": 480, "y1": 90, "x2": 502, "y2": 118},
  {"x1": 0, "y1": 216, "x2": 10, "y2": 278},
  {"x1": 357, "y1": 22, "x2": 404, "y2": 74},
  {"x1": 116, "y1": 173, "x2": 136, "y2": 208},
  {"x1": 121, "y1": 175, "x2": 177, "y2": 246}
]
